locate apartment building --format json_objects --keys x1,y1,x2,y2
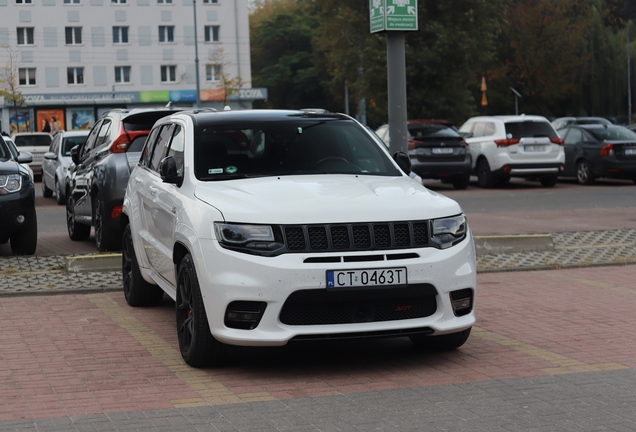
[{"x1": 0, "y1": 0, "x2": 265, "y2": 134}]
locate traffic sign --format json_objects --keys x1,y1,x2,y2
[{"x1": 370, "y1": 0, "x2": 418, "y2": 33}]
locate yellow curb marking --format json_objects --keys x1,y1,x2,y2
[
  {"x1": 87, "y1": 293, "x2": 276, "y2": 407},
  {"x1": 473, "y1": 327, "x2": 628, "y2": 375}
]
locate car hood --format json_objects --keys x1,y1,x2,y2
[
  {"x1": 194, "y1": 175, "x2": 462, "y2": 224},
  {"x1": 0, "y1": 159, "x2": 20, "y2": 175}
]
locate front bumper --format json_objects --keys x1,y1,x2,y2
[
  {"x1": 191, "y1": 231, "x2": 477, "y2": 346},
  {"x1": 0, "y1": 184, "x2": 36, "y2": 242}
]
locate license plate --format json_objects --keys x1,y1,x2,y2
[
  {"x1": 431, "y1": 147, "x2": 454, "y2": 154},
  {"x1": 327, "y1": 267, "x2": 407, "y2": 288},
  {"x1": 625, "y1": 148, "x2": 636, "y2": 155},
  {"x1": 524, "y1": 145, "x2": 545, "y2": 152}
]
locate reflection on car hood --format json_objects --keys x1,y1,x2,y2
[
  {"x1": 194, "y1": 175, "x2": 462, "y2": 224},
  {"x1": 0, "y1": 159, "x2": 20, "y2": 175}
]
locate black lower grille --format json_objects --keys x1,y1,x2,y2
[{"x1": 280, "y1": 285, "x2": 438, "y2": 326}]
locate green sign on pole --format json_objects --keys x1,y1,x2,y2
[
  {"x1": 370, "y1": 0, "x2": 418, "y2": 33},
  {"x1": 370, "y1": 0, "x2": 386, "y2": 33}
]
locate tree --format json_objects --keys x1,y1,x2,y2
[
  {"x1": 250, "y1": 0, "x2": 331, "y2": 110},
  {"x1": 205, "y1": 48, "x2": 246, "y2": 106},
  {"x1": 0, "y1": 44, "x2": 26, "y2": 133}
]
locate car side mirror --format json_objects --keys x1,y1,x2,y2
[
  {"x1": 70, "y1": 145, "x2": 80, "y2": 165},
  {"x1": 17, "y1": 151, "x2": 33, "y2": 164},
  {"x1": 160, "y1": 156, "x2": 183, "y2": 186},
  {"x1": 393, "y1": 151, "x2": 411, "y2": 174},
  {"x1": 43, "y1": 151, "x2": 57, "y2": 161}
]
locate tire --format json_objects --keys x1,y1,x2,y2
[
  {"x1": 452, "y1": 175, "x2": 470, "y2": 190},
  {"x1": 176, "y1": 253, "x2": 226, "y2": 367},
  {"x1": 410, "y1": 327, "x2": 472, "y2": 351},
  {"x1": 10, "y1": 213, "x2": 38, "y2": 255},
  {"x1": 66, "y1": 192, "x2": 91, "y2": 241},
  {"x1": 576, "y1": 160, "x2": 595, "y2": 185},
  {"x1": 122, "y1": 224, "x2": 164, "y2": 307},
  {"x1": 477, "y1": 159, "x2": 496, "y2": 188},
  {"x1": 42, "y1": 179, "x2": 53, "y2": 198},
  {"x1": 93, "y1": 192, "x2": 121, "y2": 252},
  {"x1": 539, "y1": 175, "x2": 558, "y2": 187},
  {"x1": 55, "y1": 178, "x2": 64, "y2": 205}
]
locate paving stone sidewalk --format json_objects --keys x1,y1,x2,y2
[{"x1": 1, "y1": 228, "x2": 635, "y2": 296}]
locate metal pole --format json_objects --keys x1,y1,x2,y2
[
  {"x1": 628, "y1": 23, "x2": 632, "y2": 124},
  {"x1": 387, "y1": 31, "x2": 408, "y2": 155},
  {"x1": 193, "y1": 0, "x2": 201, "y2": 108},
  {"x1": 344, "y1": 79, "x2": 349, "y2": 115}
]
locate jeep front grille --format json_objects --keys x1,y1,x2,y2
[{"x1": 283, "y1": 221, "x2": 429, "y2": 253}]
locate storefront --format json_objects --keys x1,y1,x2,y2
[{"x1": 1, "y1": 88, "x2": 267, "y2": 136}]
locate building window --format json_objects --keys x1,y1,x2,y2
[
  {"x1": 113, "y1": 26, "x2": 129, "y2": 44},
  {"x1": 202, "y1": 0, "x2": 218, "y2": 3},
  {"x1": 205, "y1": 64, "x2": 221, "y2": 82},
  {"x1": 160, "y1": 65, "x2": 176, "y2": 83},
  {"x1": 158, "y1": 26, "x2": 174, "y2": 43},
  {"x1": 204, "y1": 25, "x2": 219, "y2": 42},
  {"x1": 111, "y1": 0, "x2": 126, "y2": 3},
  {"x1": 16, "y1": 0, "x2": 33, "y2": 3},
  {"x1": 67, "y1": 67, "x2": 84, "y2": 85},
  {"x1": 18, "y1": 68, "x2": 36, "y2": 86},
  {"x1": 65, "y1": 27, "x2": 82, "y2": 45},
  {"x1": 115, "y1": 66, "x2": 131, "y2": 83},
  {"x1": 64, "y1": 0, "x2": 80, "y2": 3},
  {"x1": 17, "y1": 28, "x2": 34, "y2": 45},
  {"x1": 158, "y1": 0, "x2": 172, "y2": 3}
]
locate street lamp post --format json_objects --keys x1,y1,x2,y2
[{"x1": 193, "y1": 0, "x2": 201, "y2": 108}]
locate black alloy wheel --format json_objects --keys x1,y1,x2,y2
[
  {"x1": 122, "y1": 224, "x2": 164, "y2": 307},
  {"x1": 66, "y1": 192, "x2": 91, "y2": 241},
  {"x1": 176, "y1": 254, "x2": 225, "y2": 367},
  {"x1": 93, "y1": 192, "x2": 121, "y2": 251}
]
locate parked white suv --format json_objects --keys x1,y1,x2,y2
[
  {"x1": 122, "y1": 109, "x2": 476, "y2": 367},
  {"x1": 458, "y1": 115, "x2": 565, "y2": 187}
]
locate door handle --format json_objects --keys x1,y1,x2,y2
[
  {"x1": 149, "y1": 186, "x2": 158, "y2": 196},
  {"x1": 134, "y1": 177, "x2": 142, "y2": 184}
]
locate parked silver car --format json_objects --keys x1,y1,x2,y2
[
  {"x1": 10, "y1": 132, "x2": 53, "y2": 178},
  {"x1": 42, "y1": 130, "x2": 89, "y2": 205}
]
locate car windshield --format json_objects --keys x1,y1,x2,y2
[
  {"x1": 505, "y1": 121, "x2": 558, "y2": 139},
  {"x1": 409, "y1": 125, "x2": 460, "y2": 139},
  {"x1": 62, "y1": 136, "x2": 88, "y2": 156},
  {"x1": 14, "y1": 135, "x2": 52, "y2": 147},
  {"x1": 587, "y1": 127, "x2": 636, "y2": 141},
  {"x1": 194, "y1": 119, "x2": 401, "y2": 180},
  {"x1": 0, "y1": 139, "x2": 10, "y2": 161}
]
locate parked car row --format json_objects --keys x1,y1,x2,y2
[{"x1": 375, "y1": 115, "x2": 636, "y2": 188}]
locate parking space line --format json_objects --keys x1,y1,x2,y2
[
  {"x1": 472, "y1": 327, "x2": 627, "y2": 375},
  {"x1": 86, "y1": 293, "x2": 276, "y2": 407}
]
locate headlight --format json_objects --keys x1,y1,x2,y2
[
  {"x1": 0, "y1": 174, "x2": 22, "y2": 195},
  {"x1": 431, "y1": 214, "x2": 467, "y2": 249},
  {"x1": 214, "y1": 223, "x2": 275, "y2": 244}
]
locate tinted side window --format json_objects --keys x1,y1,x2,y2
[
  {"x1": 94, "y1": 119, "x2": 113, "y2": 149},
  {"x1": 483, "y1": 122, "x2": 496, "y2": 136},
  {"x1": 139, "y1": 126, "x2": 162, "y2": 168},
  {"x1": 472, "y1": 122, "x2": 486, "y2": 137},
  {"x1": 82, "y1": 120, "x2": 103, "y2": 156},
  {"x1": 505, "y1": 121, "x2": 558, "y2": 139},
  {"x1": 149, "y1": 124, "x2": 175, "y2": 172},
  {"x1": 458, "y1": 122, "x2": 474, "y2": 137},
  {"x1": 563, "y1": 128, "x2": 581, "y2": 145},
  {"x1": 167, "y1": 125, "x2": 185, "y2": 176}
]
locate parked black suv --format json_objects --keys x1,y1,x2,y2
[
  {"x1": 66, "y1": 108, "x2": 178, "y2": 251},
  {"x1": 0, "y1": 135, "x2": 37, "y2": 255}
]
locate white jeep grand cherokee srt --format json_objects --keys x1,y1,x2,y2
[{"x1": 122, "y1": 109, "x2": 476, "y2": 367}]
